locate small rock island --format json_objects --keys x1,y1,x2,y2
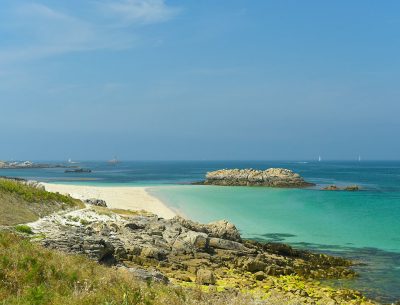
[{"x1": 199, "y1": 168, "x2": 314, "y2": 188}]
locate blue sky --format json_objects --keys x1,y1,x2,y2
[{"x1": 1, "y1": 0, "x2": 399, "y2": 160}]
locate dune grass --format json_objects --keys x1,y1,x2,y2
[
  {"x1": 0, "y1": 179, "x2": 77, "y2": 205},
  {"x1": 0, "y1": 178, "x2": 84, "y2": 226}
]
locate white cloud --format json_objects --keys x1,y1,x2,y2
[
  {"x1": 99, "y1": 0, "x2": 181, "y2": 26},
  {"x1": 0, "y1": 1, "x2": 180, "y2": 64}
]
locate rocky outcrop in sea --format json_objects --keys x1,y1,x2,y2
[{"x1": 199, "y1": 168, "x2": 314, "y2": 187}]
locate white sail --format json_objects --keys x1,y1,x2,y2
[{"x1": 108, "y1": 156, "x2": 119, "y2": 164}]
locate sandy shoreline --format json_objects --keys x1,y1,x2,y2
[{"x1": 42, "y1": 183, "x2": 176, "y2": 219}]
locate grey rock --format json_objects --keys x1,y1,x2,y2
[
  {"x1": 243, "y1": 258, "x2": 267, "y2": 273},
  {"x1": 173, "y1": 216, "x2": 241, "y2": 242},
  {"x1": 84, "y1": 198, "x2": 107, "y2": 207},
  {"x1": 126, "y1": 267, "x2": 169, "y2": 284},
  {"x1": 202, "y1": 168, "x2": 313, "y2": 188},
  {"x1": 208, "y1": 237, "x2": 249, "y2": 252}
]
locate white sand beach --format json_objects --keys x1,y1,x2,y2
[{"x1": 42, "y1": 183, "x2": 176, "y2": 219}]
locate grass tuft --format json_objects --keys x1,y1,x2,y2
[{"x1": 14, "y1": 224, "x2": 33, "y2": 234}]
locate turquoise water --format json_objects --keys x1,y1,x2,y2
[
  {"x1": 1, "y1": 160, "x2": 400, "y2": 302},
  {"x1": 151, "y1": 185, "x2": 400, "y2": 302},
  {"x1": 151, "y1": 186, "x2": 400, "y2": 252}
]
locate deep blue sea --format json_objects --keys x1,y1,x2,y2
[{"x1": 1, "y1": 160, "x2": 400, "y2": 303}]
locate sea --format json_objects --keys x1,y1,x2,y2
[{"x1": 1, "y1": 160, "x2": 399, "y2": 303}]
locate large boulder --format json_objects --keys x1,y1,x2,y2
[
  {"x1": 207, "y1": 220, "x2": 242, "y2": 242},
  {"x1": 173, "y1": 216, "x2": 242, "y2": 242}
]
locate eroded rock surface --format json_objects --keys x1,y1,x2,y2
[
  {"x1": 29, "y1": 208, "x2": 353, "y2": 281},
  {"x1": 26, "y1": 208, "x2": 374, "y2": 304},
  {"x1": 200, "y1": 168, "x2": 314, "y2": 187}
]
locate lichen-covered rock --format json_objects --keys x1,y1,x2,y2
[
  {"x1": 243, "y1": 258, "x2": 268, "y2": 273},
  {"x1": 196, "y1": 269, "x2": 215, "y2": 285},
  {"x1": 201, "y1": 168, "x2": 314, "y2": 187}
]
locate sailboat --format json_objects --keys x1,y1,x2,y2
[
  {"x1": 358, "y1": 155, "x2": 361, "y2": 162},
  {"x1": 318, "y1": 155, "x2": 322, "y2": 162},
  {"x1": 108, "y1": 156, "x2": 119, "y2": 164}
]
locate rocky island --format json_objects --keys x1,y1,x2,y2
[{"x1": 199, "y1": 168, "x2": 314, "y2": 187}]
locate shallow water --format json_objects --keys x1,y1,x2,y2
[
  {"x1": 2, "y1": 160, "x2": 400, "y2": 302},
  {"x1": 151, "y1": 185, "x2": 400, "y2": 303}
]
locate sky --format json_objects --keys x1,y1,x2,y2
[{"x1": 0, "y1": 0, "x2": 399, "y2": 161}]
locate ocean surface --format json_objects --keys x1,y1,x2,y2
[{"x1": 1, "y1": 160, "x2": 400, "y2": 303}]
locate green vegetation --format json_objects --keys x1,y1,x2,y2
[
  {"x1": 0, "y1": 232, "x2": 267, "y2": 305},
  {"x1": 0, "y1": 178, "x2": 84, "y2": 226},
  {"x1": 14, "y1": 224, "x2": 33, "y2": 234},
  {"x1": 0, "y1": 179, "x2": 76, "y2": 205}
]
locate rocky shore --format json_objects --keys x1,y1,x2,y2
[
  {"x1": 26, "y1": 206, "x2": 374, "y2": 304},
  {"x1": 0, "y1": 160, "x2": 67, "y2": 169},
  {"x1": 198, "y1": 168, "x2": 314, "y2": 187}
]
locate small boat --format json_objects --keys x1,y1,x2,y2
[
  {"x1": 65, "y1": 168, "x2": 92, "y2": 173},
  {"x1": 68, "y1": 158, "x2": 79, "y2": 164},
  {"x1": 108, "y1": 156, "x2": 119, "y2": 164}
]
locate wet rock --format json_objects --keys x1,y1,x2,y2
[
  {"x1": 344, "y1": 185, "x2": 360, "y2": 191},
  {"x1": 323, "y1": 185, "x2": 340, "y2": 191}
]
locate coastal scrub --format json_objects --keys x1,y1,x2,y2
[{"x1": 0, "y1": 178, "x2": 83, "y2": 226}]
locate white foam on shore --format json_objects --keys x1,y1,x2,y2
[{"x1": 41, "y1": 183, "x2": 176, "y2": 219}]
